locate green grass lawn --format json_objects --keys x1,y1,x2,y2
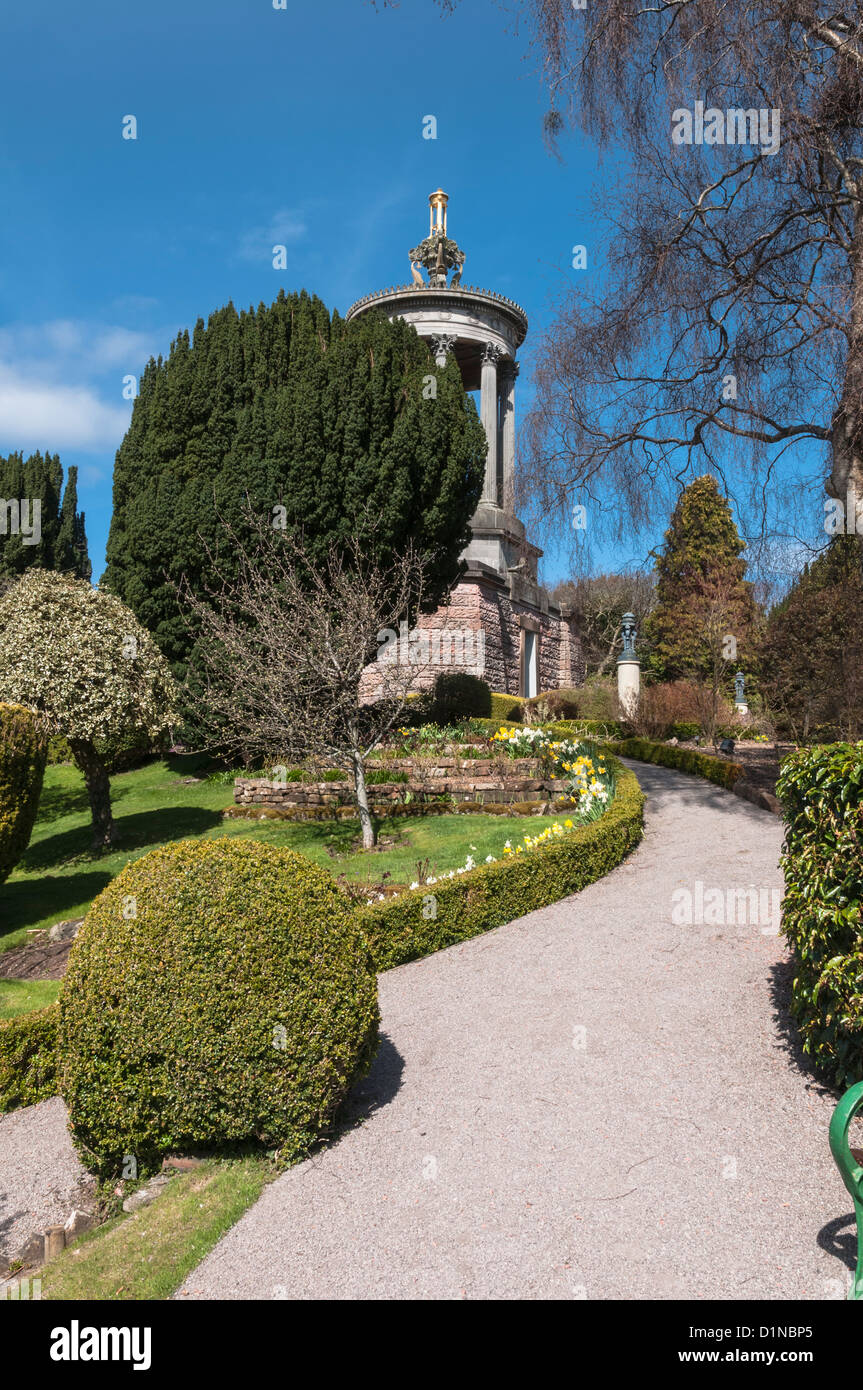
[
  {"x1": 0, "y1": 754, "x2": 567, "y2": 954},
  {"x1": 0, "y1": 978, "x2": 61, "y2": 1018},
  {"x1": 40, "y1": 1157, "x2": 273, "y2": 1301}
]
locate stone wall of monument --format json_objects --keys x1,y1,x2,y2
[{"x1": 360, "y1": 577, "x2": 584, "y2": 700}]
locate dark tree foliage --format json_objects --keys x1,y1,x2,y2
[
  {"x1": 0, "y1": 452, "x2": 90, "y2": 582},
  {"x1": 761, "y1": 535, "x2": 863, "y2": 741},
  {"x1": 104, "y1": 290, "x2": 487, "y2": 678},
  {"x1": 645, "y1": 475, "x2": 758, "y2": 683}
]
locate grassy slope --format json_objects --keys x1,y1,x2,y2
[
  {"x1": 41, "y1": 1158, "x2": 272, "y2": 1301},
  {"x1": 1, "y1": 755, "x2": 566, "y2": 953}
]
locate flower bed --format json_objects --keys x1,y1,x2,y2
[{"x1": 356, "y1": 755, "x2": 643, "y2": 971}]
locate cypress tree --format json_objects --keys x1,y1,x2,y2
[
  {"x1": 0, "y1": 452, "x2": 90, "y2": 581},
  {"x1": 645, "y1": 474, "x2": 757, "y2": 682},
  {"x1": 104, "y1": 293, "x2": 487, "y2": 678}
]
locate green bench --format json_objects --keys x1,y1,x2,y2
[{"x1": 829, "y1": 1081, "x2": 863, "y2": 1300}]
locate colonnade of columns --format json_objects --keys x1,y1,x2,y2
[
  {"x1": 431, "y1": 335, "x2": 518, "y2": 511},
  {"x1": 479, "y1": 342, "x2": 517, "y2": 510}
]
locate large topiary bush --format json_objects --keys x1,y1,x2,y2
[
  {"x1": 428, "y1": 672, "x2": 491, "y2": 722},
  {"x1": 0, "y1": 702, "x2": 47, "y2": 884},
  {"x1": 777, "y1": 743, "x2": 863, "y2": 1089},
  {"x1": 58, "y1": 838, "x2": 379, "y2": 1174}
]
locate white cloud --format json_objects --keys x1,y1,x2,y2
[
  {"x1": 0, "y1": 316, "x2": 178, "y2": 454},
  {"x1": 0, "y1": 320, "x2": 159, "y2": 374},
  {"x1": 0, "y1": 364, "x2": 131, "y2": 451},
  {"x1": 237, "y1": 208, "x2": 307, "y2": 263}
]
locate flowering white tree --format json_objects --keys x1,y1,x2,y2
[{"x1": 0, "y1": 571, "x2": 177, "y2": 848}]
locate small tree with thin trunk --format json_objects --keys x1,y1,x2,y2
[
  {"x1": 0, "y1": 571, "x2": 178, "y2": 848},
  {"x1": 179, "y1": 522, "x2": 433, "y2": 850}
]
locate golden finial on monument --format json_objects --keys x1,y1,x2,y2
[{"x1": 429, "y1": 188, "x2": 448, "y2": 237}]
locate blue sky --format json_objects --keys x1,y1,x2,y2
[
  {"x1": 1, "y1": 0, "x2": 621, "y2": 584},
  {"x1": 0, "y1": 0, "x2": 816, "y2": 592}
]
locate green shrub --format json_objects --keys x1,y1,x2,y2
[
  {"x1": 777, "y1": 743, "x2": 863, "y2": 1089},
  {"x1": 365, "y1": 768, "x2": 409, "y2": 785},
  {"x1": 0, "y1": 1003, "x2": 58, "y2": 1112},
  {"x1": 669, "y1": 721, "x2": 701, "y2": 741},
  {"x1": 604, "y1": 737, "x2": 744, "y2": 790},
  {"x1": 58, "y1": 838, "x2": 379, "y2": 1175},
  {"x1": 523, "y1": 689, "x2": 582, "y2": 722},
  {"x1": 357, "y1": 757, "x2": 644, "y2": 971},
  {"x1": 490, "y1": 692, "x2": 523, "y2": 722},
  {"x1": 0, "y1": 702, "x2": 48, "y2": 884},
  {"x1": 546, "y1": 719, "x2": 630, "y2": 741},
  {"x1": 428, "y1": 673, "x2": 492, "y2": 722}
]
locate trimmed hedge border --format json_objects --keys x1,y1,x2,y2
[
  {"x1": 777, "y1": 743, "x2": 863, "y2": 1089},
  {"x1": 1, "y1": 760, "x2": 644, "y2": 1113},
  {"x1": 0, "y1": 1002, "x2": 58, "y2": 1112},
  {"x1": 602, "y1": 737, "x2": 745, "y2": 791},
  {"x1": 356, "y1": 757, "x2": 644, "y2": 971}
]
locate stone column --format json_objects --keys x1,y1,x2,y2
[
  {"x1": 480, "y1": 342, "x2": 503, "y2": 505},
  {"x1": 499, "y1": 359, "x2": 518, "y2": 514}
]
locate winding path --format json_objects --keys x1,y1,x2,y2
[{"x1": 180, "y1": 762, "x2": 852, "y2": 1300}]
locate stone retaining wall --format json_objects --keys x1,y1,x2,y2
[{"x1": 234, "y1": 757, "x2": 569, "y2": 810}]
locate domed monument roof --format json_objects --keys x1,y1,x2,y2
[{"x1": 346, "y1": 189, "x2": 527, "y2": 392}]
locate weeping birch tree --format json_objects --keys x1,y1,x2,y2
[{"x1": 428, "y1": 1, "x2": 863, "y2": 550}]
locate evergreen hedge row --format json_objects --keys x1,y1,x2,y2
[
  {"x1": 0, "y1": 1003, "x2": 58, "y2": 1111},
  {"x1": 777, "y1": 743, "x2": 863, "y2": 1089},
  {"x1": 356, "y1": 759, "x2": 643, "y2": 971},
  {"x1": 602, "y1": 737, "x2": 744, "y2": 790},
  {"x1": 0, "y1": 702, "x2": 48, "y2": 883}
]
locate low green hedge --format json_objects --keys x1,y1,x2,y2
[
  {"x1": 546, "y1": 719, "x2": 630, "y2": 741},
  {"x1": 777, "y1": 743, "x2": 863, "y2": 1089},
  {"x1": 603, "y1": 737, "x2": 744, "y2": 791},
  {"x1": 356, "y1": 757, "x2": 644, "y2": 971},
  {"x1": 490, "y1": 692, "x2": 524, "y2": 722},
  {"x1": 0, "y1": 1003, "x2": 59, "y2": 1112}
]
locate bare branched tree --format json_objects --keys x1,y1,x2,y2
[
  {"x1": 179, "y1": 521, "x2": 433, "y2": 849},
  {"x1": 429, "y1": 2, "x2": 863, "y2": 555},
  {"x1": 551, "y1": 570, "x2": 655, "y2": 675}
]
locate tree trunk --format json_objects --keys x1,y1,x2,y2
[
  {"x1": 831, "y1": 200, "x2": 863, "y2": 530},
  {"x1": 69, "y1": 738, "x2": 116, "y2": 849},
  {"x1": 351, "y1": 752, "x2": 376, "y2": 849}
]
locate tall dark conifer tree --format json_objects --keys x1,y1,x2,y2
[
  {"x1": 105, "y1": 290, "x2": 487, "y2": 678},
  {"x1": 0, "y1": 452, "x2": 91, "y2": 582}
]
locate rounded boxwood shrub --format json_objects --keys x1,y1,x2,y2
[
  {"x1": 58, "y1": 838, "x2": 379, "y2": 1174},
  {"x1": 428, "y1": 672, "x2": 492, "y2": 722},
  {"x1": 0, "y1": 702, "x2": 47, "y2": 884}
]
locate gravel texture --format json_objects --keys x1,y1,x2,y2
[
  {"x1": 0, "y1": 1096, "x2": 91, "y2": 1266},
  {"x1": 178, "y1": 761, "x2": 856, "y2": 1301}
]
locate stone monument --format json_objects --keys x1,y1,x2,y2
[
  {"x1": 348, "y1": 190, "x2": 583, "y2": 697},
  {"x1": 616, "y1": 611, "x2": 640, "y2": 719}
]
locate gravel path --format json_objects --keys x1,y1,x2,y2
[
  {"x1": 0, "y1": 1097, "x2": 91, "y2": 1267},
  {"x1": 178, "y1": 761, "x2": 855, "y2": 1301}
]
